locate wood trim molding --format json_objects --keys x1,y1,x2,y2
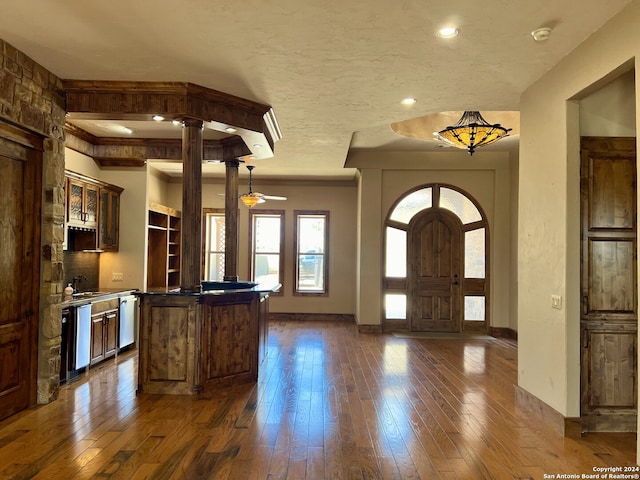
[
  {"x1": 65, "y1": 169, "x2": 124, "y2": 193},
  {"x1": 64, "y1": 125, "x2": 250, "y2": 167},
  {"x1": 269, "y1": 312, "x2": 355, "y2": 323},
  {"x1": 514, "y1": 385, "x2": 569, "y2": 436},
  {"x1": 489, "y1": 327, "x2": 518, "y2": 339},
  {"x1": 62, "y1": 80, "x2": 281, "y2": 161},
  {"x1": 358, "y1": 324, "x2": 383, "y2": 334}
]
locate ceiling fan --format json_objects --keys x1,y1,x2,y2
[{"x1": 238, "y1": 165, "x2": 287, "y2": 207}]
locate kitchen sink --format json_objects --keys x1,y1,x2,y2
[{"x1": 72, "y1": 291, "x2": 108, "y2": 298}]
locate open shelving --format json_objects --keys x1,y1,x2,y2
[{"x1": 147, "y1": 203, "x2": 181, "y2": 289}]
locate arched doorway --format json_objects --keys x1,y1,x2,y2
[{"x1": 383, "y1": 184, "x2": 489, "y2": 333}]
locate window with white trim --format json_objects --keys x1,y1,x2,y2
[
  {"x1": 294, "y1": 211, "x2": 329, "y2": 294},
  {"x1": 249, "y1": 210, "x2": 284, "y2": 291},
  {"x1": 203, "y1": 209, "x2": 225, "y2": 281}
]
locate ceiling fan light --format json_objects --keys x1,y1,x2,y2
[
  {"x1": 434, "y1": 111, "x2": 511, "y2": 155},
  {"x1": 240, "y1": 194, "x2": 260, "y2": 207}
]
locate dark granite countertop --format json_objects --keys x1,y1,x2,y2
[
  {"x1": 138, "y1": 281, "x2": 281, "y2": 297},
  {"x1": 60, "y1": 288, "x2": 138, "y2": 307}
]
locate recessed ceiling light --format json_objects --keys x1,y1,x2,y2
[
  {"x1": 437, "y1": 27, "x2": 459, "y2": 39},
  {"x1": 121, "y1": 126, "x2": 133, "y2": 134},
  {"x1": 172, "y1": 120, "x2": 182, "y2": 126},
  {"x1": 531, "y1": 27, "x2": 552, "y2": 42},
  {"x1": 152, "y1": 115, "x2": 164, "y2": 121},
  {"x1": 401, "y1": 97, "x2": 417, "y2": 105},
  {"x1": 225, "y1": 127, "x2": 237, "y2": 133}
]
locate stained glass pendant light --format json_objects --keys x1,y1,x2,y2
[
  {"x1": 240, "y1": 165, "x2": 261, "y2": 207},
  {"x1": 434, "y1": 111, "x2": 511, "y2": 155}
]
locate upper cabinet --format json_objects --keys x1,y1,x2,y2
[
  {"x1": 67, "y1": 177, "x2": 99, "y2": 229},
  {"x1": 99, "y1": 186, "x2": 122, "y2": 251},
  {"x1": 65, "y1": 171, "x2": 123, "y2": 251}
]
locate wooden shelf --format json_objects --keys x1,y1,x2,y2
[{"x1": 147, "y1": 203, "x2": 181, "y2": 289}]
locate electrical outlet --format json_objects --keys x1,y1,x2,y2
[
  {"x1": 112, "y1": 272, "x2": 124, "y2": 282},
  {"x1": 551, "y1": 294, "x2": 562, "y2": 310}
]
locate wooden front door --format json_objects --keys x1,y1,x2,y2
[
  {"x1": 0, "y1": 122, "x2": 42, "y2": 420},
  {"x1": 580, "y1": 136, "x2": 637, "y2": 432},
  {"x1": 409, "y1": 211, "x2": 462, "y2": 332}
]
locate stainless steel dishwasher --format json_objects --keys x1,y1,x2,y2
[{"x1": 119, "y1": 294, "x2": 137, "y2": 350}]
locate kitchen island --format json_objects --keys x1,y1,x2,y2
[{"x1": 136, "y1": 282, "x2": 279, "y2": 395}]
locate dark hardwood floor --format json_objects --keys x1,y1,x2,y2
[{"x1": 0, "y1": 319, "x2": 636, "y2": 479}]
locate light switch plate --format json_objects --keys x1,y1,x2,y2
[
  {"x1": 551, "y1": 294, "x2": 562, "y2": 310},
  {"x1": 112, "y1": 272, "x2": 124, "y2": 282}
]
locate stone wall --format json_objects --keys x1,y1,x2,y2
[{"x1": 0, "y1": 39, "x2": 66, "y2": 403}]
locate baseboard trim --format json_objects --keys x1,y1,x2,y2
[
  {"x1": 269, "y1": 312, "x2": 355, "y2": 323},
  {"x1": 357, "y1": 324, "x2": 383, "y2": 334},
  {"x1": 489, "y1": 327, "x2": 518, "y2": 340},
  {"x1": 514, "y1": 385, "x2": 566, "y2": 436}
]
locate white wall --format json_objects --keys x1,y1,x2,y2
[
  {"x1": 166, "y1": 178, "x2": 359, "y2": 315},
  {"x1": 98, "y1": 167, "x2": 148, "y2": 290},
  {"x1": 580, "y1": 69, "x2": 636, "y2": 136},
  {"x1": 348, "y1": 149, "x2": 515, "y2": 328},
  {"x1": 65, "y1": 148, "x2": 148, "y2": 291},
  {"x1": 517, "y1": 1, "x2": 638, "y2": 444}
]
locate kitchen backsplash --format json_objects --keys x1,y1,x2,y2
[{"x1": 63, "y1": 251, "x2": 100, "y2": 291}]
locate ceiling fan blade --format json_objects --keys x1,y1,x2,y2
[{"x1": 262, "y1": 195, "x2": 287, "y2": 200}]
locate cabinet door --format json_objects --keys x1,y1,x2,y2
[
  {"x1": 90, "y1": 313, "x2": 105, "y2": 365},
  {"x1": 84, "y1": 183, "x2": 98, "y2": 227},
  {"x1": 99, "y1": 188, "x2": 120, "y2": 251},
  {"x1": 104, "y1": 310, "x2": 119, "y2": 359},
  {"x1": 67, "y1": 179, "x2": 98, "y2": 229},
  {"x1": 67, "y1": 178, "x2": 85, "y2": 225}
]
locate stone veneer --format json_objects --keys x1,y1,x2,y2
[{"x1": 0, "y1": 39, "x2": 66, "y2": 403}]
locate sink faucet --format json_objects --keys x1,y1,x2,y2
[{"x1": 72, "y1": 274, "x2": 88, "y2": 292}]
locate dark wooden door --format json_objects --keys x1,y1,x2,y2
[
  {"x1": 580, "y1": 136, "x2": 637, "y2": 432},
  {"x1": 409, "y1": 211, "x2": 462, "y2": 332},
  {"x1": 0, "y1": 122, "x2": 41, "y2": 421}
]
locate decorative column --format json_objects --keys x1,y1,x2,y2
[
  {"x1": 224, "y1": 160, "x2": 239, "y2": 281},
  {"x1": 180, "y1": 119, "x2": 203, "y2": 292}
]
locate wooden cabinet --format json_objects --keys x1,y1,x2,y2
[
  {"x1": 98, "y1": 186, "x2": 123, "y2": 251},
  {"x1": 67, "y1": 177, "x2": 99, "y2": 229},
  {"x1": 90, "y1": 299, "x2": 119, "y2": 366},
  {"x1": 201, "y1": 292, "x2": 269, "y2": 389},
  {"x1": 147, "y1": 203, "x2": 181, "y2": 289},
  {"x1": 65, "y1": 171, "x2": 123, "y2": 252},
  {"x1": 137, "y1": 289, "x2": 272, "y2": 395}
]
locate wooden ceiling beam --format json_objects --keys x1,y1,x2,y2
[
  {"x1": 62, "y1": 80, "x2": 281, "y2": 160},
  {"x1": 64, "y1": 124, "x2": 250, "y2": 166}
]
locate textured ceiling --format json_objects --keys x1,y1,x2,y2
[{"x1": 0, "y1": 0, "x2": 632, "y2": 179}]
